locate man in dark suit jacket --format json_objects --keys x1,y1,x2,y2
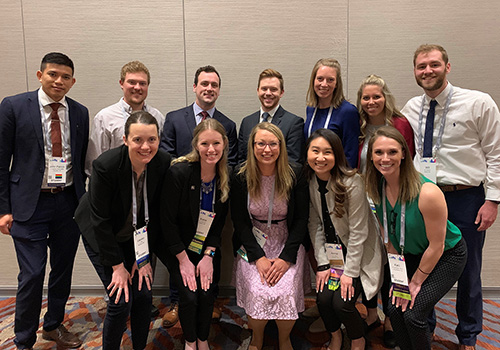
[
  {"x1": 238, "y1": 69, "x2": 305, "y2": 163},
  {"x1": 0, "y1": 53, "x2": 88, "y2": 349},
  {"x1": 160, "y1": 65, "x2": 238, "y2": 166}
]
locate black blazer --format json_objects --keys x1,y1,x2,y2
[
  {"x1": 0, "y1": 90, "x2": 88, "y2": 222},
  {"x1": 231, "y1": 162, "x2": 309, "y2": 264},
  {"x1": 75, "y1": 145, "x2": 171, "y2": 267},
  {"x1": 160, "y1": 104, "x2": 238, "y2": 166},
  {"x1": 161, "y1": 161, "x2": 229, "y2": 268},
  {"x1": 237, "y1": 106, "x2": 305, "y2": 164}
]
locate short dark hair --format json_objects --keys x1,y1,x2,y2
[
  {"x1": 194, "y1": 65, "x2": 221, "y2": 86},
  {"x1": 124, "y1": 111, "x2": 159, "y2": 138},
  {"x1": 40, "y1": 52, "x2": 74, "y2": 75}
]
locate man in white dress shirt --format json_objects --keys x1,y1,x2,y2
[
  {"x1": 402, "y1": 44, "x2": 500, "y2": 350},
  {"x1": 85, "y1": 60, "x2": 164, "y2": 175}
]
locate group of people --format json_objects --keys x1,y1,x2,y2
[{"x1": 0, "y1": 43, "x2": 498, "y2": 350}]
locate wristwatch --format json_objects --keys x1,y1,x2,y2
[{"x1": 204, "y1": 249, "x2": 215, "y2": 258}]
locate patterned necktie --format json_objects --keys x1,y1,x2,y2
[
  {"x1": 200, "y1": 110, "x2": 209, "y2": 121},
  {"x1": 262, "y1": 112, "x2": 271, "y2": 123},
  {"x1": 423, "y1": 99, "x2": 437, "y2": 157},
  {"x1": 50, "y1": 103, "x2": 62, "y2": 157}
]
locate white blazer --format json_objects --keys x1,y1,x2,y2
[{"x1": 308, "y1": 173, "x2": 385, "y2": 300}]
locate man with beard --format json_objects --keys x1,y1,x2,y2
[
  {"x1": 402, "y1": 44, "x2": 500, "y2": 350},
  {"x1": 85, "y1": 61, "x2": 164, "y2": 175}
]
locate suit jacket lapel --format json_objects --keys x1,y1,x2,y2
[
  {"x1": 272, "y1": 106, "x2": 284, "y2": 127},
  {"x1": 28, "y1": 91, "x2": 45, "y2": 153},
  {"x1": 67, "y1": 98, "x2": 79, "y2": 159},
  {"x1": 185, "y1": 104, "x2": 197, "y2": 135},
  {"x1": 118, "y1": 146, "x2": 133, "y2": 218},
  {"x1": 189, "y1": 162, "x2": 201, "y2": 228}
]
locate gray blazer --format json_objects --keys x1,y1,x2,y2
[{"x1": 308, "y1": 173, "x2": 385, "y2": 300}]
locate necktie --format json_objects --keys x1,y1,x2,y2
[
  {"x1": 50, "y1": 103, "x2": 62, "y2": 157},
  {"x1": 262, "y1": 112, "x2": 271, "y2": 122},
  {"x1": 423, "y1": 99, "x2": 437, "y2": 157},
  {"x1": 200, "y1": 110, "x2": 209, "y2": 121}
]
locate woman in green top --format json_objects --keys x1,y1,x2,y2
[{"x1": 365, "y1": 126, "x2": 467, "y2": 350}]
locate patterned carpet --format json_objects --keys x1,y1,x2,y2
[{"x1": 0, "y1": 296, "x2": 499, "y2": 349}]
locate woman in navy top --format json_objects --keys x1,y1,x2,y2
[{"x1": 305, "y1": 58, "x2": 360, "y2": 168}]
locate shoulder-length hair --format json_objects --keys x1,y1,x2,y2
[
  {"x1": 356, "y1": 74, "x2": 405, "y2": 142},
  {"x1": 305, "y1": 129, "x2": 357, "y2": 218},
  {"x1": 238, "y1": 122, "x2": 295, "y2": 200},
  {"x1": 306, "y1": 58, "x2": 345, "y2": 109},
  {"x1": 173, "y1": 118, "x2": 230, "y2": 202},
  {"x1": 365, "y1": 126, "x2": 421, "y2": 204}
]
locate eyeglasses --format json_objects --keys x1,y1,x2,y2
[{"x1": 254, "y1": 141, "x2": 280, "y2": 150}]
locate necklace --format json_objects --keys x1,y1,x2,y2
[{"x1": 201, "y1": 179, "x2": 214, "y2": 194}]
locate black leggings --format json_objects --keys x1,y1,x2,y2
[
  {"x1": 388, "y1": 238, "x2": 467, "y2": 350},
  {"x1": 316, "y1": 276, "x2": 364, "y2": 340},
  {"x1": 169, "y1": 251, "x2": 219, "y2": 342},
  {"x1": 362, "y1": 263, "x2": 391, "y2": 316}
]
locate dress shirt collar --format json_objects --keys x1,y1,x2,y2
[
  {"x1": 38, "y1": 88, "x2": 68, "y2": 109},
  {"x1": 424, "y1": 81, "x2": 453, "y2": 108},
  {"x1": 260, "y1": 104, "x2": 280, "y2": 122},
  {"x1": 119, "y1": 97, "x2": 150, "y2": 114},
  {"x1": 193, "y1": 102, "x2": 215, "y2": 118}
]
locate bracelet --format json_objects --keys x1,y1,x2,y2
[
  {"x1": 418, "y1": 267, "x2": 430, "y2": 275},
  {"x1": 204, "y1": 249, "x2": 215, "y2": 258},
  {"x1": 317, "y1": 264, "x2": 330, "y2": 272}
]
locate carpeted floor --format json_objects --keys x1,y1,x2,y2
[{"x1": 0, "y1": 296, "x2": 499, "y2": 349}]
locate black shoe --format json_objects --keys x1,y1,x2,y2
[
  {"x1": 383, "y1": 330, "x2": 396, "y2": 348},
  {"x1": 151, "y1": 304, "x2": 160, "y2": 318}
]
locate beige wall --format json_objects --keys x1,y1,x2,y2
[{"x1": 1, "y1": 0, "x2": 499, "y2": 294}]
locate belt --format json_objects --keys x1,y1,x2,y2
[
  {"x1": 438, "y1": 184, "x2": 474, "y2": 192},
  {"x1": 41, "y1": 187, "x2": 65, "y2": 194}
]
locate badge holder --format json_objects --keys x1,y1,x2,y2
[
  {"x1": 47, "y1": 157, "x2": 67, "y2": 187},
  {"x1": 188, "y1": 209, "x2": 216, "y2": 254},
  {"x1": 419, "y1": 158, "x2": 437, "y2": 183},
  {"x1": 133, "y1": 226, "x2": 150, "y2": 268},
  {"x1": 325, "y1": 243, "x2": 344, "y2": 291},
  {"x1": 388, "y1": 253, "x2": 411, "y2": 300},
  {"x1": 238, "y1": 227, "x2": 268, "y2": 262}
]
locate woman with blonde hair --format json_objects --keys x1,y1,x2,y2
[
  {"x1": 232, "y1": 122, "x2": 309, "y2": 350},
  {"x1": 365, "y1": 126, "x2": 466, "y2": 350},
  {"x1": 161, "y1": 118, "x2": 230, "y2": 350},
  {"x1": 305, "y1": 58, "x2": 360, "y2": 168},
  {"x1": 357, "y1": 74, "x2": 415, "y2": 173}
]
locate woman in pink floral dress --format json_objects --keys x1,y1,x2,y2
[{"x1": 231, "y1": 122, "x2": 309, "y2": 350}]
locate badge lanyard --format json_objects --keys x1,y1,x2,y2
[
  {"x1": 132, "y1": 169, "x2": 150, "y2": 268},
  {"x1": 416, "y1": 87, "x2": 454, "y2": 158},
  {"x1": 187, "y1": 181, "x2": 217, "y2": 254},
  {"x1": 132, "y1": 170, "x2": 148, "y2": 230},
  {"x1": 247, "y1": 179, "x2": 275, "y2": 229},
  {"x1": 382, "y1": 180, "x2": 406, "y2": 254},
  {"x1": 307, "y1": 106, "x2": 333, "y2": 138}
]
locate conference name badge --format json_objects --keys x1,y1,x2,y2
[
  {"x1": 48, "y1": 157, "x2": 67, "y2": 187},
  {"x1": 325, "y1": 244, "x2": 344, "y2": 291},
  {"x1": 237, "y1": 227, "x2": 268, "y2": 262},
  {"x1": 188, "y1": 209, "x2": 216, "y2": 254},
  {"x1": 388, "y1": 253, "x2": 411, "y2": 300},
  {"x1": 133, "y1": 226, "x2": 150, "y2": 268},
  {"x1": 419, "y1": 158, "x2": 437, "y2": 183}
]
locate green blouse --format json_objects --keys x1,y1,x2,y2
[{"x1": 375, "y1": 176, "x2": 462, "y2": 255}]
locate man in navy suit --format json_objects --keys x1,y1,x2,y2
[
  {"x1": 160, "y1": 65, "x2": 237, "y2": 328},
  {"x1": 0, "y1": 53, "x2": 89, "y2": 349},
  {"x1": 160, "y1": 65, "x2": 238, "y2": 165},
  {"x1": 238, "y1": 69, "x2": 304, "y2": 163}
]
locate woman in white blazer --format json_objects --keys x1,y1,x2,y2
[{"x1": 306, "y1": 128, "x2": 385, "y2": 350}]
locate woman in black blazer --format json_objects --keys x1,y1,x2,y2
[
  {"x1": 161, "y1": 118, "x2": 230, "y2": 350},
  {"x1": 76, "y1": 111, "x2": 171, "y2": 350},
  {"x1": 231, "y1": 122, "x2": 309, "y2": 350}
]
